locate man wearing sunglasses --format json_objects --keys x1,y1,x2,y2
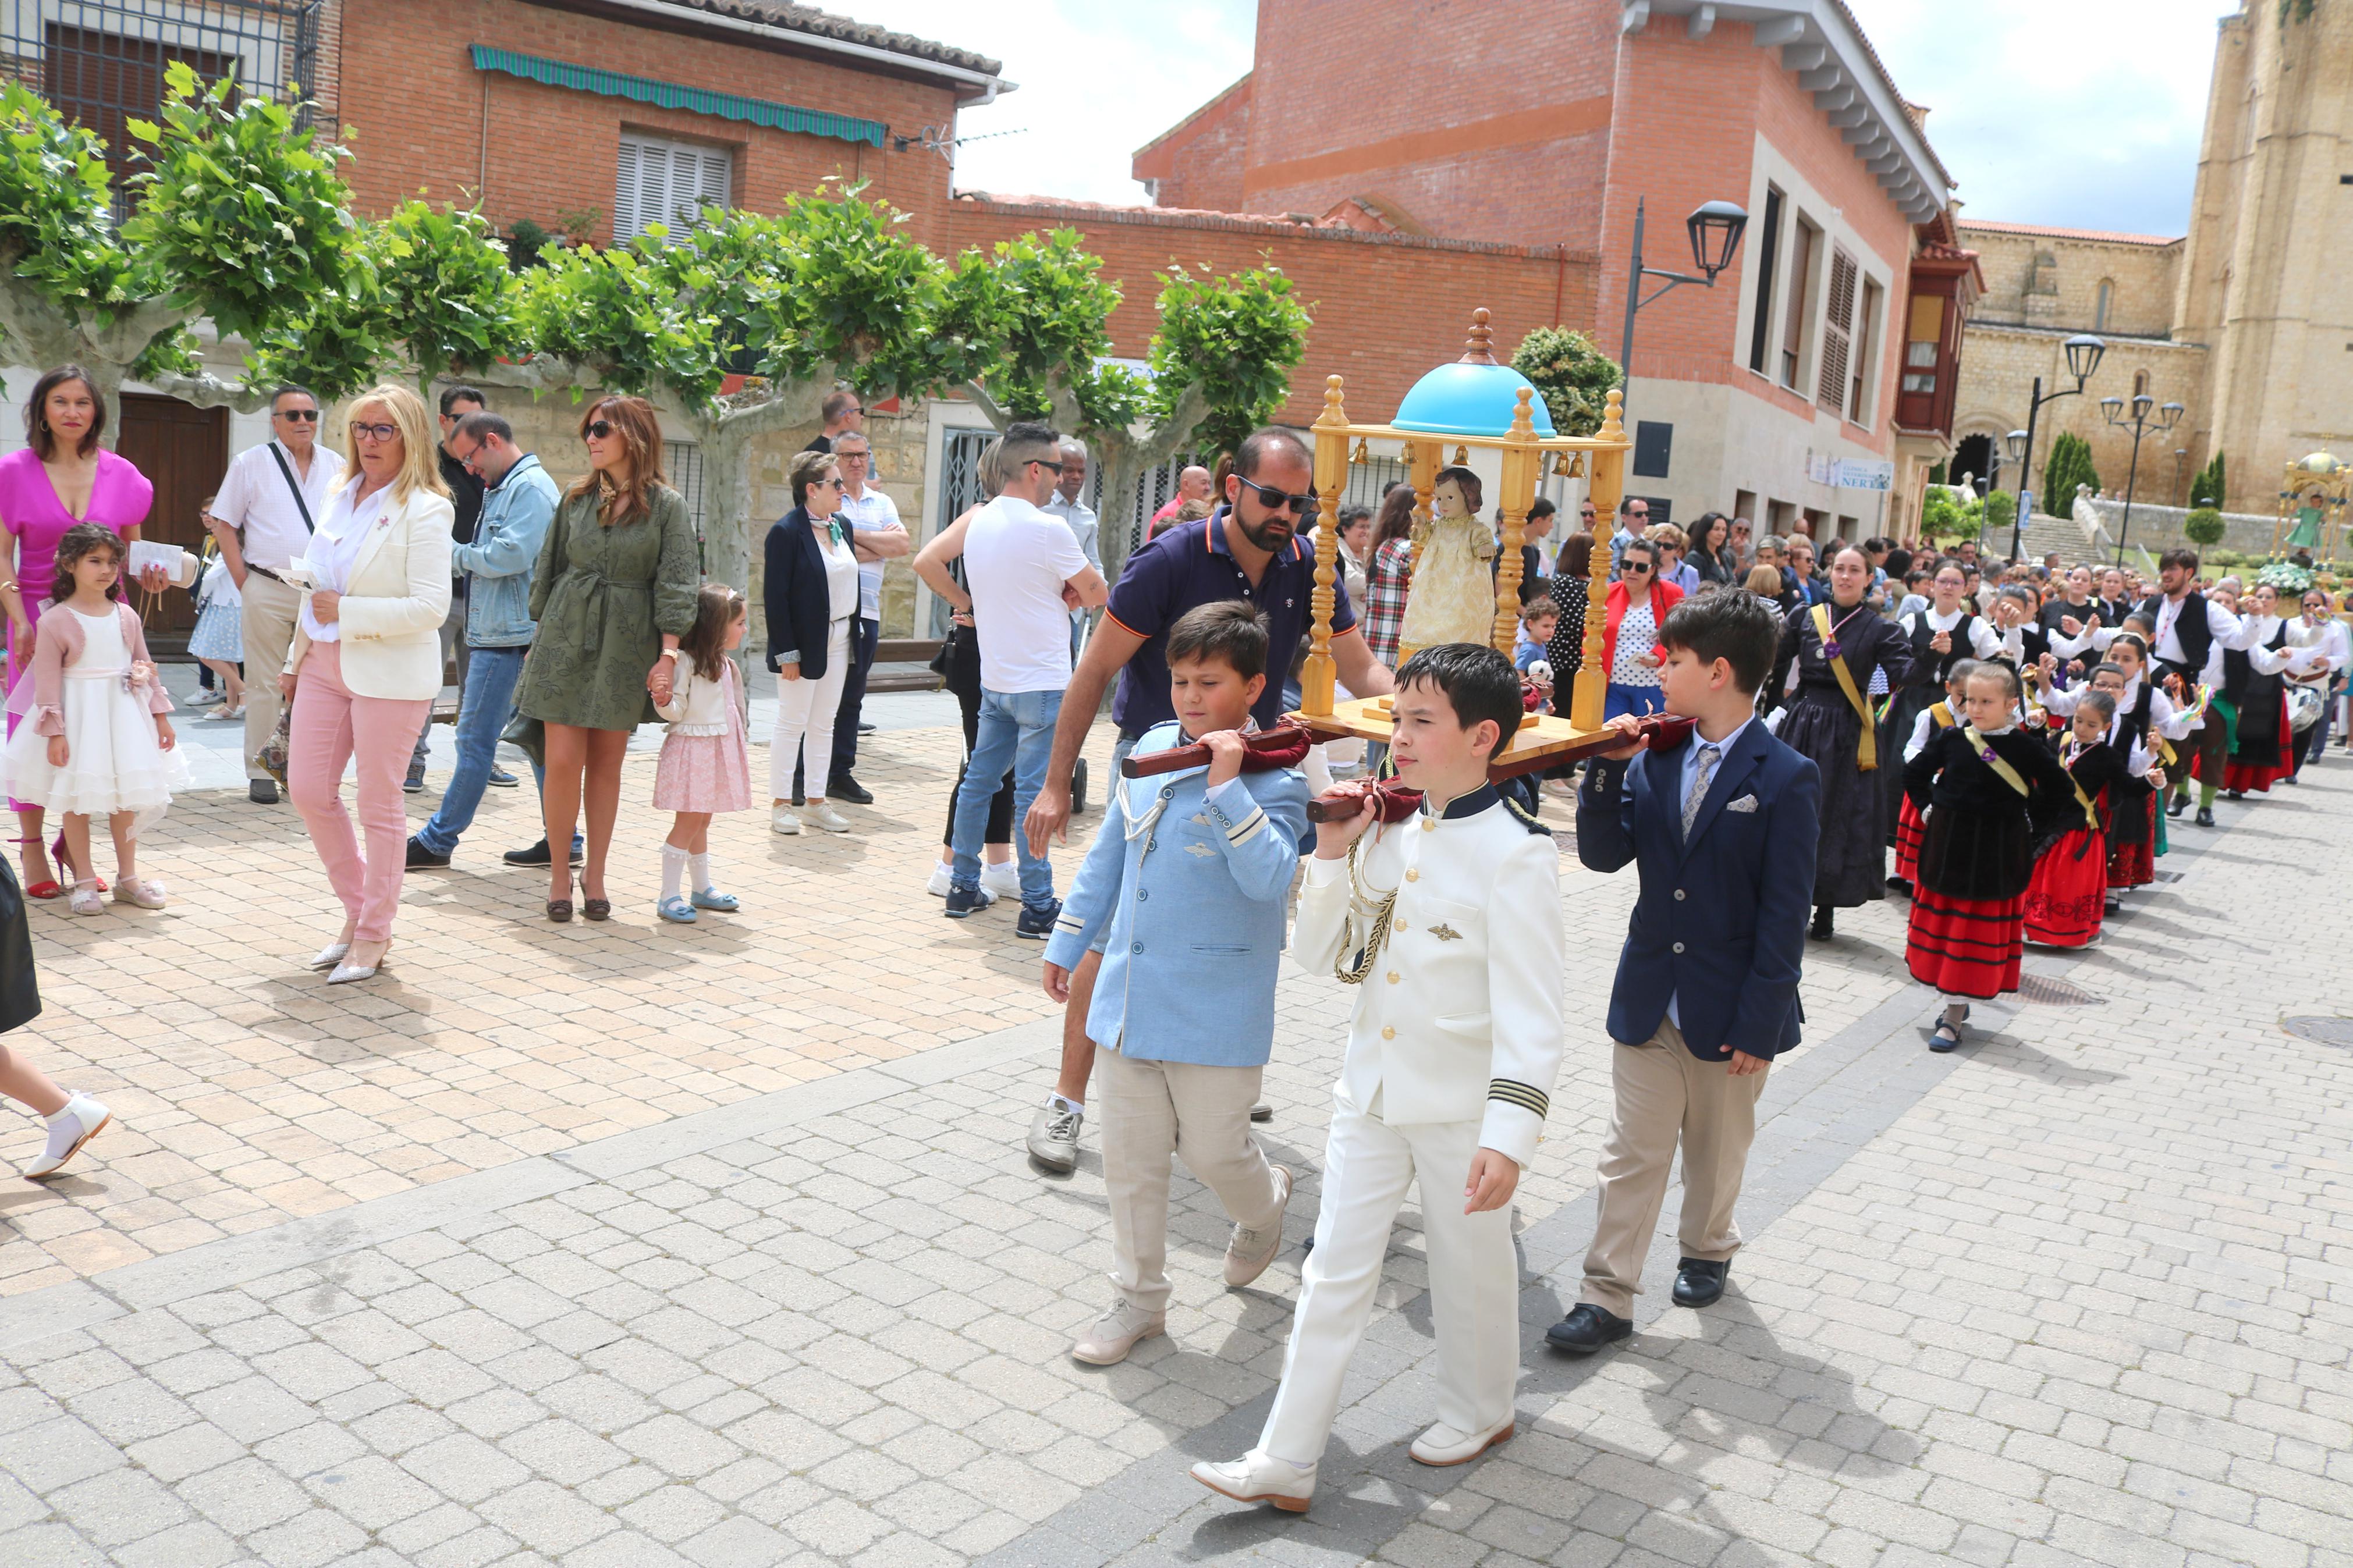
[
  {"x1": 1013, "y1": 425, "x2": 1394, "y2": 1174},
  {"x1": 803, "y1": 389, "x2": 864, "y2": 455},
  {"x1": 208, "y1": 384, "x2": 342, "y2": 805}
]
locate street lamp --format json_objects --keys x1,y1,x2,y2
[
  {"x1": 2103, "y1": 395, "x2": 2185, "y2": 566},
  {"x1": 2007, "y1": 332, "x2": 2107, "y2": 560},
  {"x1": 1618, "y1": 197, "x2": 1749, "y2": 405}
]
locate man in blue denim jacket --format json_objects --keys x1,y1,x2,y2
[{"x1": 408, "y1": 412, "x2": 560, "y2": 868}]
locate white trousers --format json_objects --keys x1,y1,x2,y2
[
  {"x1": 769, "y1": 620, "x2": 851, "y2": 802},
  {"x1": 1098, "y1": 1047, "x2": 1281, "y2": 1314},
  {"x1": 1258, "y1": 1102, "x2": 1518, "y2": 1464}
]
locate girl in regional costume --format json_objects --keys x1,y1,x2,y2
[
  {"x1": 1765, "y1": 545, "x2": 1914, "y2": 940},
  {"x1": 2021, "y1": 689, "x2": 2159, "y2": 949}
]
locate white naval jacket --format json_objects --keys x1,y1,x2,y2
[{"x1": 1291, "y1": 784, "x2": 1565, "y2": 1168}]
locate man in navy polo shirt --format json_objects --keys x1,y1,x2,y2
[{"x1": 1016, "y1": 426, "x2": 1396, "y2": 1173}]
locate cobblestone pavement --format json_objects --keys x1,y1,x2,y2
[{"x1": 0, "y1": 726, "x2": 2347, "y2": 1567}]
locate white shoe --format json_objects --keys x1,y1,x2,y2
[
  {"x1": 1027, "y1": 1101, "x2": 1082, "y2": 1172},
  {"x1": 24, "y1": 1094, "x2": 110, "y2": 1179},
  {"x1": 1191, "y1": 1452, "x2": 1315, "y2": 1513},
  {"x1": 1224, "y1": 1165, "x2": 1293, "y2": 1287},
  {"x1": 805, "y1": 803, "x2": 853, "y2": 834},
  {"x1": 981, "y1": 860, "x2": 1021, "y2": 900},
  {"x1": 327, "y1": 959, "x2": 381, "y2": 984},
  {"x1": 68, "y1": 881, "x2": 104, "y2": 917},
  {"x1": 925, "y1": 862, "x2": 953, "y2": 897},
  {"x1": 308, "y1": 943, "x2": 350, "y2": 972},
  {"x1": 1409, "y1": 1414, "x2": 1516, "y2": 1467},
  {"x1": 1071, "y1": 1303, "x2": 1166, "y2": 1365},
  {"x1": 112, "y1": 877, "x2": 166, "y2": 909},
  {"x1": 771, "y1": 805, "x2": 802, "y2": 835}
]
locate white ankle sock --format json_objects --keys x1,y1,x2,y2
[
  {"x1": 661, "y1": 844, "x2": 689, "y2": 899},
  {"x1": 689, "y1": 852, "x2": 713, "y2": 892}
]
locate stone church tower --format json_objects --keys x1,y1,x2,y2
[{"x1": 2174, "y1": 1, "x2": 2353, "y2": 512}]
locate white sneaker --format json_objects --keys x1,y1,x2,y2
[
  {"x1": 981, "y1": 860, "x2": 1021, "y2": 900},
  {"x1": 805, "y1": 803, "x2": 853, "y2": 834},
  {"x1": 1223, "y1": 1165, "x2": 1293, "y2": 1287},
  {"x1": 24, "y1": 1094, "x2": 110, "y2": 1179},
  {"x1": 1071, "y1": 1303, "x2": 1166, "y2": 1365},
  {"x1": 1409, "y1": 1414, "x2": 1516, "y2": 1466},
  {"x1": 1027, "y1": 1100, "x2": 1082, "y2": 1172},
  {"x1": 925, "y1": 862, "x2": 953, "y2": 897},
  {"x1": 771, "y1": 805, "x2": 802, "y2": 835},
  {"x1": 1191, "y1": 1451, "x2": 1315, "y2": 1513}
]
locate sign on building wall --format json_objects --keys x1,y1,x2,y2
[{"x1": 1806, "y1": 452, "x2": 1894, "y2": 492}]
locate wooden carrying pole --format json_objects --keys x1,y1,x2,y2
[{"x1": 1573, "y1": 388, "x2": 1627, "y2": 732}]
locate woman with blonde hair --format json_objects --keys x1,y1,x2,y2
[
  {"x1": 514, "y1": 395, "x2": 699, "y2": 922},
  {"x1": 281, "y1": 384, "x2": 453, "y2": 983}
]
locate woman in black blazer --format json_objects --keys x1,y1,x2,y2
[{"x1": 763, "y1": 450, "x2": 862, "y2": 834}]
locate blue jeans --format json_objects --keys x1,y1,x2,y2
[
  {"x1": 416, "y1": 646, "x2": 524, "y2": 856},
  {"x1": 951, "y1": 686, "x2": 1063, "y2": 909},
  {"x1": 1604, "y1": 682, "x2": 1664, "y2": 722}
]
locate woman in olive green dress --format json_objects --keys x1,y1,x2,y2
[{"x1": 516, "y1": 396, "x2": 700, "y2": 921}]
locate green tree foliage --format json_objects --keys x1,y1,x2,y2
[
  {"x1": 1510, "y1": 326, "x2": 1621, "y2": 438},
  {"x1": 1147, "y1": 263, "x2": 1312, "y2": 461},
  {"x1": 1981, "y1": 489, "x2": 2016, "y2": 539},
  {"x1": 2183, "y1": 507, "x2": 2227, "y2": 547},
  {"x1": 2190, "y1": 450, "x2": 2226, "y2": 509},
  {"x1": 2041, "y1": 432, "x2": 2102, "y2": 519},
  {"x1": 1920, "y1": 488, "x2": 1971, "y2": 542}
]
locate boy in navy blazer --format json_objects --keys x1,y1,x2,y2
[{"x1": 1549, "y1": 591, "x2": 1819, "y2": 1354}]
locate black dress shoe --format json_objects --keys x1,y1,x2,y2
[
  {"x1": 2195, "y1": 807, "x2": 2215, "y2": 827},
  {"x1": 1809, "y1": 906, "x2": 1834, "y2": 941},
  {"x1": 505, "y1": 837, "x2": 553, "y2": 866},
  {"x1": 829, "y1": 774, "x2": 874, "y2": 806},
  {"x1": 1672, "y1": 1258, "x2": 1729, "y2": 1309},
  {"x1": 248, "y1": 778, "x2": 279, "y2": 805},
  {"x1": 1546, "y1": 1303, "x2": 1632, "y2": 1354},
  {"x1": 857, "y1": 721, "x2": 876, "y2": 734},
  {"x1": 2167, "y1": 795, "x2": 2188, "y2": 817},
  {"x1": 405, "y1": 836, "x2": 451, "y2": 870}
]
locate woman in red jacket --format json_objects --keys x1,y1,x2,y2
[{"x1": 1601, "y1": 536, "x2": 1685, "y2": 720}]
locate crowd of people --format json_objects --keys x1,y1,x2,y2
[{"x1": 0, "y1": 359, "x2": 2345, "y2": 1516}]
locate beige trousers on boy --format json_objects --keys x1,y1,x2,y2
[
  {"x1": 1579, "y1": 1016, "x2": 1769, "y2": 1318},
  {"x1": 1097, "y1": 1045, "x2": 1282, "y2": 1314}
]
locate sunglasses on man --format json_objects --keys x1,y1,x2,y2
[
  {"x1": 1233, "y1": 474, "x2": 1319, "y2": 518},
  {"x1": 275, "y1": 408, "x2": 320, "y2": 422}
]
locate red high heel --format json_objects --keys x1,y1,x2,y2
[{"x1": 13, "y1": 835, "x2": 58, "y2": 899}]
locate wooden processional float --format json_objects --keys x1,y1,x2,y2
[{"x1": 1291, "y1": 307, "x2": 1675, "y2": 779}]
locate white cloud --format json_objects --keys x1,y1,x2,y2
[
  {"x1": 857, "y1": 0, "x2": 1255, "y2": 205},
  {"x1": 1845, "y1": 0, "x2": 2225, "y2": 235},
  {"x1": 858, "y1": 1, "x2": 2224, "y2": 234}
]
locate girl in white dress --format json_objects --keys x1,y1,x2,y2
[{"x1": 4, "y1": 524, "x2": 185, "y2": 915}]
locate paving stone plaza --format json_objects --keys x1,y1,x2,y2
[{"x1": 0, "y1": 707, "x2": 2347, "y2": 1568}]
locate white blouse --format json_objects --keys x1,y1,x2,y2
[
  {"x1": 1612, "y1": 599, "x2": 1661, "y2": 687},
  {"x1": 817, "y1": 520, "x2": 859, "y2": 623},
  {"x1": 297, "y1": 478, "x2": 389, "y2": 644}
]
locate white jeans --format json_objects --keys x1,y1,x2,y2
[
  {"x1": 771, "y1": 620, "x2": 851, "y2": 802},
  {"x1": 1098, "y1": 1047, "x2": 1282, "y2": 1314},
  {"x1": 1258, "y1": 1101, "x2": 1518, "y2": 1464}
]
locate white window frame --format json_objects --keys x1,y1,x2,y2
[{"x1": 616, "y1": 130, "x2": 732, "y2": 244}]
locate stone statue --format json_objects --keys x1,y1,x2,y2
[{"x1": 1397, "y1": 466, "x2": 1495, "y2": 653}]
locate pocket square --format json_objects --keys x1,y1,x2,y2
[{"x1": 1724, "y1": 794, "x2": 1760, "y2": 813}]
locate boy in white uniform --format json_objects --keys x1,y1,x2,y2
[{"x1": 1193, "y1": 643, "x2": 1564, "y2": 1512}]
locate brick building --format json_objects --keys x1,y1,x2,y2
[{"x1": 1133, "y1": 0, "x2": 1985, "y2": 542}]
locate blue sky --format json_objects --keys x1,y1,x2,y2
[{"x1": 864, "y1": 0, "x2": 2226, "y2": 238}]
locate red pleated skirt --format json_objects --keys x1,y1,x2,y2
[
  {"x1": 1893, "y1": 794, "x2": 1926, "y2": 884},
  {"x1": 2024, "y1": 827, "x2": 2107, "y2": 948},
  {"x1": 2107, "y1": 795, "x2": 2156, "y2": 890},
  {"x1": 1907, "y1": 884, "x2": 2027, "y2": 998},
  {"x1": 2223, "y1": 706, "x2": 2294, "y2": 795}
]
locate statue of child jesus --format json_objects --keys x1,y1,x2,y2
[{"x1": 1397, "y1": 465, "x2": 1495, "y2": 655}]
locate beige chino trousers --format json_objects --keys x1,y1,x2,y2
[{"x1": 1096, "y1": 1045, "x2": 1282, "y2": 1315}]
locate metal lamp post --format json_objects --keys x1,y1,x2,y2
[
  {"x1": 2103, "y1": 394, "x2": 2185, "y2": 567},
  {"x1": 2007, "y1": 332, "x2": 2107, "y2": 561},
  {"x1": 1619, "y1": 198, "x2": 1748, "y2": 405}
]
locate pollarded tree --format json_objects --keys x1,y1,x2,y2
[
  {"x1": 0, "y1": 66, "x2": 359, "y2": 435},
  {"x1": 1510, "y1": 326, "x2": 1621, "y2": 438},
  {"x1": 508, "y1": 189, "x2": 949, "y2": 598}
]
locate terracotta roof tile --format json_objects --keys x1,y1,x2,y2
[
  {"x1": 644, "y1": 0, "x2": 1001, "y2": 77},
  {"x1": 1958, "y1": 219, "x2": 2180, "y2": 247}
]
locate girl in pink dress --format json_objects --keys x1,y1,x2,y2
[
  {"x1": 651, "y1": 585, "x2": 751, "y2": 924},
  {"x1": 0, "y1": 367, "x2": 158, "y2": 898}
]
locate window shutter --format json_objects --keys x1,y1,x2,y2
[
  {"x1": 616, "y1": 133, "x2": 730, "y2": 242},
  {"x1": 1818, "y1": 249, "x2": 1857, "y2": 413},
  {"x1": 615, "y1": 137, "x2": 643, "y2": 241}
]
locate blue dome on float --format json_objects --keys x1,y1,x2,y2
[{"x1": 1391, "y1": 308, "x2": 1557, "y2": 439}]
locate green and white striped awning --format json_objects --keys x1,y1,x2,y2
[{"x1": 469, "y1": 46, "x2": 886, "y2": 148}]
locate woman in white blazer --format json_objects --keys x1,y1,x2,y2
[{"x1": 278, "y1": 384, "x2": 453, "y2": 984}]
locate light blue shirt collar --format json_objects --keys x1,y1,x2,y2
[{"x1": 1679, "y1": 715, "x2": 1753, "y2": 813}]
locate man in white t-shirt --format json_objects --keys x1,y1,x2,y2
[
  {"x1": 934, "y1": 422, "x2": 1109, "y2": 934},
  {"x1": 208, "y1": 383, "x2": 342, "y2": 805}
]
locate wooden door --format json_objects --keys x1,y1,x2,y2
[{"x1": 116, "y1": 394, "x2": 228, "y2": 633}]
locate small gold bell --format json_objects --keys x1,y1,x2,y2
[
  {"x1": 1350, "y1": 439, "x2": 1369, "y2": 465},
  {"x1": 1453, "y1": 445, "x2": 1471, "y2": 466}
]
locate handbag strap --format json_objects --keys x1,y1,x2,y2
[{"x1": 267, "y1": 443, "x2": 317, "y2": 535}]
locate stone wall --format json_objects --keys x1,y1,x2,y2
[
  {"x1": 1958, "y1": 225, "x2": 2181, "y2": 340},
  {"x1": 1953, "y1": 323, "x2": 2208, "y2": 506},
  {"x1": 2073, "y1": 493, "x2": 2287, "y2": 561}
]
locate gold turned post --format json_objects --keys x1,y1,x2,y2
[
  {"x1": 1301, "y1": 375, "x2": 1350, "y2": 717},
  {"x1": 1573, "y1": 388, "x2": 1627, "y2": 732},
  {"x1": 1492, "y1": 388, "x2": 1538, "y2": 655}
]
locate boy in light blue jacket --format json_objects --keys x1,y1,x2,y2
[{"x1": 1043, "y1": 600, "x2": 1309, "y2": 1367}]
